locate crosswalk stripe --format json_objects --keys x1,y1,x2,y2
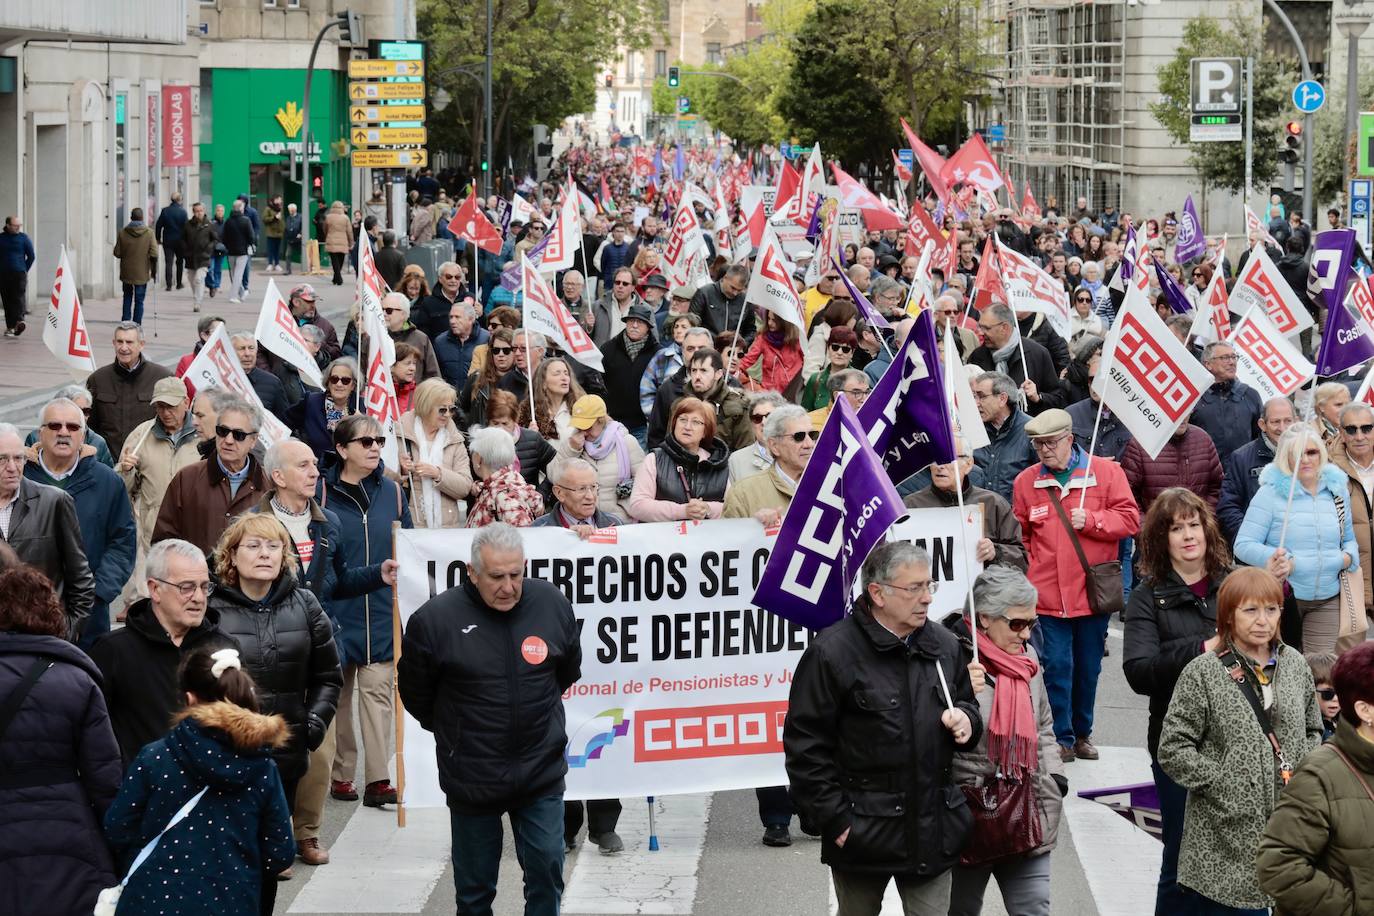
[
  {"x1": 562, "y1": 794, "x2": 712, "y2": 915},
  {"x1": 286, "y1": 805, "x2": 451, "y2": 913}
]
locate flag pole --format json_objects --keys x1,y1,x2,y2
[
  {"x1": 944, "y1": 327, "x2": 978, "y2": 665},
  {"x1": 1077, "y1": 322, "x2": 1121, "y2": 510},
  {"x1": 1277, "y1": 421, "x2": 1311, "y2": 554},
  {"x1": 524, "y1": 332, "x2": 537, "y2": 427},
  {"x1": 726, "y1": 299, "x2": 749, "y2": 381}
]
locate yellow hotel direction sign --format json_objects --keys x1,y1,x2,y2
[
  {"x1": 350, "y1": 104, "x2": 427, "y2": 123},
  {"x1": 348, "y1": 59, "x2": 425, "y2": 78},
  {"x1": 351, "y1": 126, "x2": 428, "y2": 146},
  {"x1": 349, "y1": 81, "x2": 425, "y2": 101},
  {"x1": 351, "y1": 149, "x2": 428, "y2": 168}
]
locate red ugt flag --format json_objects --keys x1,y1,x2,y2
[{"x1": 447, "y1": 191, "x2": 503, "y2": 255}]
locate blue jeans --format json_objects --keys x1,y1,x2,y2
[
  {"x1": 756, "y1": 785, "x2": 793, "y2": 829},
  {"x1": 207, "y1": 256, "x2": 222, "y2": 289},
  {"x1": 627, "y1": 424, "x2": 648, "y2": 451},
  {"x1": 450, "y1": 794, "x2": 564, "y2": 916},
  {"x1": 121, "y1": 283, "x2": 146, "y2": 324},
  {"x1": 1181, "y1": 889, "x2": 1267, "y2": 916},
  {"x1": 1038, "y1": 613, "x2": 1110, "y2": 747},
  {"x1": 77, "y1": 602, "x2": 111, "y2": 651},
  {"x1": 1152, "y1": 759, "x2": 1190, "y2": 916},
  {"x1": 1120, "y1": 536, "x2": 1135, "y2": 600},
  {"x1": 265, "y1": 236, "x2": 281, "y2": 267}
]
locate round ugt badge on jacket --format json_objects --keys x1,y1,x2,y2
[{"x1": 521, "y1": 635, "x2": 549, "y2": 665}]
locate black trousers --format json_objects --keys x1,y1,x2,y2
[
  {"x1": 0, "y1": 270, "x2": 25, "y2": 330},
  {"x1": 756, "y1": 785, "x2": 794, "y2": 828},
  {"x1": 163, "y1": 241, "x2": 185, "y2": 288},
  {"x1": 261, "y1": 774, "x2": 299, "y2": 915},
  {"x1": 330, "y1": 251, "x2": 346, "y2": 285},
  {"x1": 564, "y1": 798, "x2": 622, "y2": 842}
]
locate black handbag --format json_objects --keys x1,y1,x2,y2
[
  {"x1": 958, "y1": 770, "x2": 1044, "y2": 866},
  {"x1": 1050, "y1": 497, "x2": 1124, "y2": 616}
]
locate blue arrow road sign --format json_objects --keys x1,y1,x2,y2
[{"x1": 1293, "y1": 80, "x2": 1325, "y2": 114}]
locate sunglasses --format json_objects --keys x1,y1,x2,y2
[
  {"x1": 613, "y1": 280, "x2": 634, "y2": 287},
  {"x1": 327, "y1": 375, "x2": 355, "y2": 386},
  {"x1": 829, "y1": 343, "x2": 853, "y2": 354},
  {"x1": 787, "y1": 430, "x2": 821, "y2": 443},
  {"x1": 751, "y1": 412, "x2": 770, "y2": 424},
  {"x1": 437, "y1": 406, "x2": 456, "y2": 415},
  {"x1": 1317, "y1": 687, "x2": 1338, "y2": 701},
  {"x1": 215, "y1": 425, "x2": 255, "y2": 442},
  {"x1": 44, "y1": 421, "x2": 82, "y2": 433},
  {"x1": 349, "y1": 435, "x2": 387, "y2": 448},
  {"x1": 1074, "y1": 296, "x2": 1092, "y2": 303},
  {"x1": 490, "y1": 346, "x2": 514, "y2": 356},
  {"x1": 383, "y1": 307, "x2": 404, "y2": 315},
  {"x1": 1344, "y1": 423, "x2": 1374, "y2": 436},
  {"x1": 1004, "y1": 617, "x2": 1038, "y2": 633}
]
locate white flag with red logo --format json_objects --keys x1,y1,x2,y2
[
  {"x1": 1245, "y1": 205, "x2": 1280, "y2": 249},
  {"x1": 1021, "y1": 186, "x2": 1041, "y2": 222},
  {"x1": 1347, "y1": 272, "x2": 1374, "y2": 340},
  {"x1": 772, "y1": 159, "x2": 804, "y2": 223},
  {"x1": 447, "y1": 190, "x2": 503, "y2": 255},
  {"x1": 939, "y1": 134, "x2": 1005, "y2": 195},
  {"x1": 253, "y1": 278, "x2": 323, "y2": 388},
  {"x1": 43, "y1": 247, "x2": 95, "y2": 375},
  {"x1": 1092, "y1": 284, "x2": 1213, "y2": 458},
  {"x1": 511, "y1": 193, "x2": 538, "y2": 225},
  {"x1": 796, "y1": 145, "x2": 826, "y2": 226},
  {"x1": 830, "y1": 163, "x2": 904, "y2": 231},
  {"x1": 356, "y1": 232, "x2": 391, "y2": 358},
  {"x1": 539, "y1": 187, "x2": 582, "y2": 274},
  {"x1": 1229, "y1": 307, "x2": 1316, "y2": 401},
  {"x1": 996, "y1": 240, "x2": 1071, "y2": 338},
  {"x1": 1188, "y1": 266, "x2": 1233, "y2": 345},
  {"x1": 358, "y1": 298, "x2": 402, "y2": 472},
  {"x1": 182, "y1": 325, "x2": 293, "y2": 447},
  {"x1": 660, "y1": 200, "x2": 708, "y2": 290},
  {"x1": 892, "y1": 150, "x2": 913, "y2": 184},
  {"x1": 521, "y1": 253, "x2": 604, "y2": 372},
  {"x1": 1228, "y1": 244, "x2": 1314, "y2": 337},
  {"x1": 745, "y1": 222, "x2": 804, "y2": 331}
]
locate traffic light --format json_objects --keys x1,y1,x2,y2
[
  {"x1": 668, "y1": 66, "x2": 680, "y2": 88},
  {"x1": 337, "y1": 9, "x2": 363, "y2": 45},
  {"x1": 1280, "y1": 120, "x2": 1302, "y2": 164},
  {"x1": 480, "y1": 159, "x2": 489, "y2": 172}
]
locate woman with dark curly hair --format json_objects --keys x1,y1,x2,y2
[
  {"x1": 1123, "y1": 487, "x2": 1232, "y2": 914},
  {"x1": 0, "y1": 558, "x2": 122, "y2": 916}
]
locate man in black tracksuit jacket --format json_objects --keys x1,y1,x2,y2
[{"x1": 398, "y1": 523, "x2": 581, "y2": 914}]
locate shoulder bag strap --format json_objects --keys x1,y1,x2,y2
[
  {"x1": 1328, "y1": 745, "x2": 1374, "y2": 803},
  {"x1": 1049, "y1": 496, "x2": 1093, "y2": 577},
  {"x1": 0, "y1": 657, "x2": 55, "y2": 745},
  {"x1": 120, "y1": 786, "x2": 209, "y2": 887},
  {"x1": 1216, "y1": 649, "x2": 1292, "y2": 781}
]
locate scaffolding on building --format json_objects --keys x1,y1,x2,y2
[{"x1": 986, "y1": 0, "x2": 1128, "y2": 212}]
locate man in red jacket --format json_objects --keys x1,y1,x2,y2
[{"x1": 1012, "y1": 408, "x2": 1139, "y2": 762}]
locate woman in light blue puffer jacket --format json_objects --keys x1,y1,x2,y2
[{"x1": 1235, "y1": 425, "x2": 1358, "y2": 654}]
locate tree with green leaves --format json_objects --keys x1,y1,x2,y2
[
  {"x1": 1311, "y1": 68, "x2": 1374, "y2": 208},
  {"x1": 1150, "y1": 12, "x2": 1295, "y2": 196}
]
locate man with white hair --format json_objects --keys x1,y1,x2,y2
[
  {"x1": 398, "y1": 522, "x2": 582, "y2": 913},
  {"x1": 232, "y1": 331, "x2": 291, "y2": 422},
  {"x1": 381, "y1": 290, "x2": 442, "y2": 380},
  {"x1": 0, "y1": 420, "x2": 95, "y2": 639},
  {"x1": 21, "y1": 384, "x2": 115, "y2": 467},
  {"x1": 498, "y1": 328, "x2": 547, "y2": 402},
  {"x1": 86, "y1": 321, "x2": 174, "y2": 458},
  {"x1": 414, "y1": 260, "x2": 470, "y2": 340}
]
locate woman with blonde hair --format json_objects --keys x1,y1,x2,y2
[
  {"x1": 1312, "y1": 381, "x2": 1351, "y2": 446},
  {"x1": 323, "y1": 201, "x2": 353, "y2": 287},
  {"x1": 398, "y1": 378, "x2": 473, "y2": 528}
]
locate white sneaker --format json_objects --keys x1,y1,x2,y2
[{"x1": 229, "y1": 297, "x2": 242, "y2": 303}]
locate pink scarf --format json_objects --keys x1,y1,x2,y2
[{"x1": 979, "y1": 634, "x2": 1040, "y2": 775}]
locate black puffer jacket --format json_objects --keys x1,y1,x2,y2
[
  {"x1": 1122, "y1": 568, "x2": 1223, "y2": 758},
  {"x1": 398, "y1": 578, "x2": 581, "y2": 815},
  {"x1": 209, "y1": 577, "x2": 342, "y2": 781},
  {"x1": 784, "y1": 596, "x2": 981, "y2": 877},
  {"x1": 651, "y1": 433, "x2": 730, "y2": 503}
]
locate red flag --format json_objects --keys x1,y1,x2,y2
[
  {"x1": 772, "y1": 160, "x2": 803, "y2": 221},
  {"x1": 940, "y1": 134, "x2": 1005, "y2": 194},
  {"x1": 1021, "y1": 186, "x2": 1041, "y2": 222},
  {"x1": 447, "y1": 191, "x2": 503, "y2": 255},
  {"x1": 830, "y1": 163, "x2": 905, "y2": 231},
  {"x1": 744, "y1": 198, "x2": 767, "y2": 248},
  {"x1": 971, "y1": 236, "x2": 1006, "y2": 312},
  {"x1": 904, "y1": 205, "x2": 941, "y2": 258},
  {"x1": 943, "y1": 228, "x2": 959, "y2": 279},
  {"x1": 900, "y1": 118, "x2": 950, "y2": 201},
  {"x1": 892, "y1": 150, "x2": 913, "y2": 184}
]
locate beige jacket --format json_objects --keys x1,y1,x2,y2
[
  {"x1": 550, "y1": 428, "x2": 646, "y2": 521},
  {"x1": 119, "y1": 417, "x2": 203, "y2": 543},
  {"x1": 396, "y1": 411, "x2": 474, "y2": 528},
  {"x1": 722, "y1": 465, "x2": 795, "y2": 519}
]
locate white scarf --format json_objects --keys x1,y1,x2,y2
[{"x1": 413, "y1": 418, "x2": 449, "y2": 527}]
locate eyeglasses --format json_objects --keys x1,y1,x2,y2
[
  {"x1": 491, "y1": 346, "x2": 514, "y2": 355},
  {"x1": 843, "y1": 387, "x2": 871, "y2": 400},
  {"x1": 349, "y1": 436, "x2": 387, "y2": 448},
  {"x1": 215, "y1": 425, "x2": 256, "y2": 442},
  {"x1": 751, "y1": 412, "x2": 771, "y2": 424},
  {"x1": 152, "y1": 578, "x2": 215, "y2": 600},
  {"x1": 1343, "y1": 423, "x2": 1374, "y2": 436},
  {"x1": 881, "y1": 580, "x2": 939, "y2": 597},
  {"x1": 555, "y1": 483, "x2": 600, "y2": 495},
  {"x1": 440, "y1": 273, "x2": 462, "y2": 280},
  {"x1": 43, "y1": 421, "x2": 82, "y2": 433},
  {"x1": 1074, "y1": 296, "x2": 1093, "y2": 303},
  {"x1": 1032, "y1": 434, "x2": 1071, "y2": 452},
  {"x1": 786, "y1": 430, "x2": 821, "y2": 443},
  {"x1": 977, "y1": 320, "x2": 1007, "y2": 332},
  {"x1": 383, "y1": 307, "x2": 404, "y2": 315},
  {"x1": 238, "y1": 539, "x2": 285, "y2": 554},
  {"x1": 327, "y1": 375, "x2": 355, "y2": 386},
  {"x1": 676, "y1": 417, "x2": 707, "y2": 429},
  {"x1": 829, "y1": 343, "x2": 853, "y2": 354},
  {"x1": 1003, "y1": 617, "x2": 1038, "y2": 633},
  {"x1": 1316, "y1": 687, "x2": 1338, "y2": 701},
  {"x1": 1207, "y1": 354, "x2": 1238, "y2": 363},
  {"x1": 613, "y1": 280, "x2": 634, "y2": 287}
]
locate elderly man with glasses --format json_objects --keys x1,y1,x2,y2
[
  {"x1": 153, "y1": 397, "x2": 268, "y2": 555},
  {"x1": 967, "y1": 302, "x2": 1066, "y2": 416},
  {"x1": 1012, "y1": 408, "x2": 1138, "y2": 762},
  {"x1": 1328, "y1": 401, "x2": 1374, "y2": 632},
  {"x1": 1189, "y1": 340, "x2": 1264, "y2": 464}
]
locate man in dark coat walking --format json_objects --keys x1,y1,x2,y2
[{"x1": 155, "y1": 193, "x2": 189, "y2": 290}]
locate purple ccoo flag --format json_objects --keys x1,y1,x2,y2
[
  {"x1": 857, "y1": 308, "x2": 958, "y2": 484},
  {"x1": 1313, "y1": 228, "x2": 1374, "y2": 376},
  {"x1": 1175, "y1": 195, "x2": 1207, "y2": 264},
  {"x1": 752, "y1": 398, "x2": 908, "y2": 630},
  {"x1": 1156, "y1": 259, "x2": 1193, "y2": 315},
  {"x1": 830, "y1": 256, "x2": 891, "y2": 329}
]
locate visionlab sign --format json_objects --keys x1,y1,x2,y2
[{"x1": 162, "y1": 85, "x2": 194, "y2": 167}]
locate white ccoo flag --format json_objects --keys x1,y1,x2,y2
[
  {"x1": 540, "y1": 184, "x2": 582, "y2": 274},
  {"x1": 253, "y1": 278, "x2": 324, "y2": 388},
  {"x1": 521, "y1": 253, "x2": 604, "y2": 372},
  {"x1": 43, "y1": 247, "x2": 96, "y2": 375},
  {"x1": 182, "y1": 325, "x2": 292, "y2": 447},
  {"x1": 1228, "y1": 244, "x2": 1314, "y2": 338},
  {"x1": 1228, "y1": 307, "x2": 1315, "y2": 401},
  {"x1": 745, "y1": 222, "x2": 805, "y2": 331}
]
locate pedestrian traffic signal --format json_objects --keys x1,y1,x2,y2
[
  {"x1": 481, "y1": 159, "x2": 489, "y2": 172},
  {"x1": 668, "y1": 67, "x2": 680, "y2": 88}
]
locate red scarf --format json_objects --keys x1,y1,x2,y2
[{"x1": 979, "y1": 633, "x2": 1040, "y2": 775}]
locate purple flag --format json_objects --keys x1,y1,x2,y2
[
  {"x1": 1176, "y1": 195, "x2": 1207, "y2": 264},
  {"x1": 1313, "y1": 229, "x2": 1374, "y2": 376},
  {"x1": 804, "y1": 197, "x2": 824, "y2": 244},
  {"x1": 652, "y1": 147, "x2": 664, "y2": 181},
  {"x1": 1156, "y1": 261, "x2": 1193, "y2": 315},
  {"x1": 830, "y1": 255, "x2": 891, "y2": 329},
  {"x1": 1078, "y1": 783, "x2": 1163, "y2": 842},
  {"x1": 857, "y1": 308, "x2": 958, "y2": 484},
  {"x1": 752, "y1": 398, "x2": 908, "y2": 629},
  {"x1": 499, "y1": 231, "x2": 549, "y2": 291},
  {"x1": 673, "y1": 145, "x2": 686, "y2": 182},
  {"x1": 495, "y1": 197, "x2": 512, "y2": 237}
]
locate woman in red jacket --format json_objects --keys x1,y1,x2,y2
[{"x1": 735, "y1": 310, "x2": 804, "y2": 399}]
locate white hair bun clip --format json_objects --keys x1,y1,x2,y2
[{"x1": 210, "y1": 648, "x2": 242, "y2": 679}]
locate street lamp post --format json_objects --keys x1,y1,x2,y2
[
  {"x1": 1337, "y1": 3, "x2": 1371, "y2": 195},
  {"x1": 483, "y1": 0, "x2": 493, "y2": 198},
  {"x1": 1264, "y1": 0, "x2": 1315, "y2": 225},
  {"x1": 297, "y1": 15, "x2": 349, "y2": 268}
]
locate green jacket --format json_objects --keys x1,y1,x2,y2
[
  {"x1": 262, "y1": 206, "x2": 285, "y2": 239},
  {"x1": 1257, "y1": 719, "x2": 1374, "y2": 916},
  {"x1": 1157, "y1": 643, "x2": 1323, "y2": 909},
  {"x1": 800, "y1": 367, "x2": 833, "y2": 411}
]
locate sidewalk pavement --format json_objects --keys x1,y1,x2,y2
[{"x1": 0, "y1": 266, "x2": 356, "y2": 428}]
